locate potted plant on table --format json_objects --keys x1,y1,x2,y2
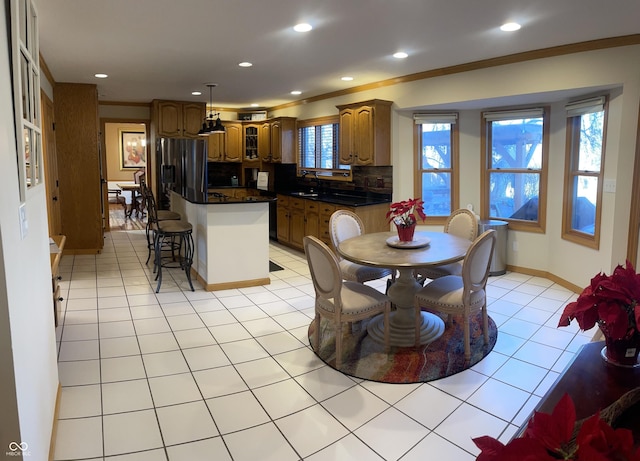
[
  {"x1": 558, "y1": 260, "x2": 640, "y2": 367},
  {"x1": 386, "y1": 197, "x2": 426, "y2": 242}
]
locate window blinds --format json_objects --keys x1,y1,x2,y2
[
  {"x1": 413, "y1": 113, "x2": 458, "y2": 124},
  {"x1": 483, "y1": 108, "x2": 544, "y2": 121},
  {"x1": 565, "y1": 96, "x2": 605, "y2": 117}
]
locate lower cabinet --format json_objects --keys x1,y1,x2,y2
[{"x1": 276, "y1": 196, "x2": 389, "y2": 250}]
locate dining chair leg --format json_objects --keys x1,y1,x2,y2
[
  {"x1": 335, "y1": 320, "x2": 342, "y2": 369},
  {"x1": 314, "y1": 313, "x2": 321, "y2": 351},
  {"x1": 482, "y1": 303, "x2": 489, "y2": 344},
  {"x1": 463, "y1": 317, "x2": 471, "y2": 362}
]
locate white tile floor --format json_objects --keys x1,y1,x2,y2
[{"x1": 53, "y1": 230, "x2": 592, "y2": 461}]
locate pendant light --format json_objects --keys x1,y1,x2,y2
[{"x1": 198, "y1": 83, "x2": 226, "y2": 136}]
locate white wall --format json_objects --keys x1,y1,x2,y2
[
  {"x1": 1, "y1": 5, "x2": 59, "y2": 458},
  {"x1": 272, "y1": 45, "x2": 640, "y2": 288}
]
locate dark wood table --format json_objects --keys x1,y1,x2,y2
[
  {"x1": 517, "y1": 340, "x2": 640, "y2": 436},
  {"x1": 117, "y1": 183, "x2": 143, "y2": 218},
  {"x1": 337, "y1": 230, "x2": 471, "y2": 346}
]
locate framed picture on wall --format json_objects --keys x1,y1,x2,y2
[{"x1": 120, "y1": 130, "x2": 147, "y2": 169}]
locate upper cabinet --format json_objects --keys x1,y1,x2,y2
[
  {"x1": 244, "y1": 117, "x2": 296, "y2": 163},
  {"x1": 336, "y1": 99, "x2": 392, "y2": 166},
  {"x1": 153, "y1": 100, "x2": 206, "y2": 138},
  {"x1": 208, "y1": 121, "x2": 242, "y2": 162},
  {"x1": 268, "y1": 117, "x2": 296, "y2": 163}
]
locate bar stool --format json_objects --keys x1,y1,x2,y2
[
  {"x1": 141, "y1": 182, "x2": 181, "y2": 264},
  {"x1": 153, "y1": 219, "x2": 195, "y2": 293}
]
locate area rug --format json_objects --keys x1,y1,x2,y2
[
  {"x1": 269, "y1": 261, "x2": 284, "y2": 272},
  {"x1": 308, "y1": 313, "x2": 497, "y2": 384}
]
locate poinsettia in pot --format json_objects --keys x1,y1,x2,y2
[
  {"x1": 386, "y1": 198, "x2": 426, "y2": 242},
  {"x1": 473, "y1": 393, "x2": 640, "y2": 460},
  {"x1": 558, "y1": 260, "x2": 640, "y2": 367}
]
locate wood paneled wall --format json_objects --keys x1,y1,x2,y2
[{"x1": 53, "y1": 83, "x2": 104, "y2": 252}]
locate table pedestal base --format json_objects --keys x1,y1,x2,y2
[
  {"x1": 367, "y1": 267, "x2": 445, "y2": 347},
  {"x1": 367, "y1": 311, "x2": 445, "y2": 347}
]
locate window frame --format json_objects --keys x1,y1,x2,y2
[
  {"x1": 413, "y1": 114, "x2": 459, "y2": 225},
  {"x1": 297, "y1": 115, "x2": 351, "y2": 180},
  {"x1": 561, "y1": 96, "x2": 608, "y2": 249},
  {"x1": 480, "y1": 106, "x2": 550, "y2": 233}
]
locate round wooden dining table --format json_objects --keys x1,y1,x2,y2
[{"x1": 337, "y1": 230, "x2": 472, "y2": 347}]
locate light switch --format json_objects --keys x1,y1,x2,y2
[
  {"x1": 19, "y1": 203, "x2": 28, "y2": 239},
  {"x1": 603, "y1": 179, "x2": 616, "y2": 194}
]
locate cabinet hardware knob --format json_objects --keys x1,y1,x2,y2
[
  {"x1": 56, "y1": 276, "x2": 62, "y2": 280},
  {"x1": 57, "y1": 297, "x2": 64, "y2": 302}
]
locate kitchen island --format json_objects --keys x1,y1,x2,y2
[{"x1": 170, "y1": 190, "x2": 276, "y2": 291}]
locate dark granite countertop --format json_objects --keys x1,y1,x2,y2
[
  {"x1": 179, "y1": 190, "x2": 276, "y2": 205},
  {"x1": 283, "y1": 191, "x2": 391, "y2": 207}
]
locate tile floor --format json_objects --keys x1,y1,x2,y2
[{"x1": 53, "y1": 230, "x2": 592, "y2": 461}]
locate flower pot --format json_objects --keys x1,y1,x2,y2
[
  {"x1": 395, "y1": 223, "x2": 416, "y2": 242},
  {"x1": 602, "y1": 334, "x2": 640, "y2": 367}
]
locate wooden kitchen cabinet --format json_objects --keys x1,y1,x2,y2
[
  {"x1": 153, "y1": 100, "x2": 206, "y2": 138},
  {"x1": 259, "y1": 122, "x2": 271, "y2": 161},
  {"x1": 319, "y1": 203, "x2": 336, "y2": 246},
  {"x1": 244, "y1": 124, "x2": 260, "y2": 161},
  {"x1": 304, "y1": 200, "x2": 320, "y2": 239},
  {"x1": 276, "y1": 195, "x2": 388, "y2": 250},
  {"x1": 276, "y1": 195, "x2": 290, "y2": 243},
  {"x1": 289, "y1": 197, "x2": 306, "y2": 248},
  {"x1": 208, "y1": 121, "x2": 242, "y2": 162},
  {"x1": 268, "y1": 117, "x2": 296, "y2": 163},
  {"x1": 336, "y1": 99, "x2": 392, "y2": 166}
]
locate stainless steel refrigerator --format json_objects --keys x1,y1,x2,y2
[{"x1": 156, "y1": 137, "x2": 207, "y2": 208}]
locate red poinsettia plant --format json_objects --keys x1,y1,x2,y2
[
  {"x1": 473, "y1": 394, "x2": 640, "y2": 460},
  {"x1": 386, "y1": 198, "x2": 426, "y2": 227},
  {"x1": 558, "y1": 260, "x2": 640, "y2": 340}
]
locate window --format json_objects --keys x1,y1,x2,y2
[
  {"x1": 481, "y1": 108, "x2": 549, "y2": 232},
  {"x1": 11, "y1": 0, "x2": 43, "y2": 198},
  {"x1": 562, "y1": 96, "x2": 607, "y2": 248},
  {"x1": 298, "y1": 116, "x2": 349, "y2": 177},
  {"x1": 414, "y1": 113, "x2": 458, "y2": 221}
]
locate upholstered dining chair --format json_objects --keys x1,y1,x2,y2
[
  {"x1": 414, "y1": 229, "x2": 496, "y2": 361},
  {"x1": 416, "y1": 208, "x2": 478, "y2": 281},
  {"x1": 303, "y1": 235, "x2": 391, "y2": 368},
  {"x1": 329, "y1": 210, "x2": 394, "y2": 284}
]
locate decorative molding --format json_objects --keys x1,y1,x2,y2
[
  {"x1": 506, "y1": 264, "x2": 582, "y2": 294},
  {"x1": 270, "y1": 34, "x2": 640, "y2": 112}
]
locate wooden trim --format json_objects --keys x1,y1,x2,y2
[
  {"x1": 413, "y1": 117, "x2": 460, "y2": 222},
  {"x1": 99, "y1": 100, "x2": 152, "y2": 108},
  {"x1": 48, "y1": 383, "x2": 62, "y2": 461},
  {"x1": 269, "y1": 35, "x2": 640, "y2": 112},
  {"x1": 296, "y1": 115, "x2": 339, "y2": 128},
  {"x1": 192, "y1": 269, "x2": 271, "y2": 291},
  {"x1": 561, "y1": 97, "x2": 608, "y2": 249},
  {"x1": 627, "y1": 102, "x2": 640, "y2": 264},
  {"x1": 39, "y1": 53, "x2": 55, "y2": 87},
  {"x1": 505, "y1": 264, "x2": 582, "y2": 294},
  {"x1": 481, "y1": 106, "x2": 550, "y2": 233},
  {"x1": 63, "y1": 248, "x2": 101, "y2": 255}
]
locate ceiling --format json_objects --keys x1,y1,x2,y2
[{"x1": 34, "y1": 0, "x2": 640, "y2": 110}]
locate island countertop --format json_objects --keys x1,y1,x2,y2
[{"x1": 179, "y1": 190, "x2": 276, "y2": 205}]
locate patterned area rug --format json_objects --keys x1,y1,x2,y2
[{"x1": 308, "y1": 313, "x2": 497, "y2": 384}]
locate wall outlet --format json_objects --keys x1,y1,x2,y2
[{"x1": 512, "y1": 241, "x2": 518, "y2": 252}]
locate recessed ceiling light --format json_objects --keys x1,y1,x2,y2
[
  {"x1": 341, "y1": 76, "x2": 354, "y2": 81},
  {"x1": 192, "y1": 91, "x2": 202, "y2": 96},
  {"x1": 94, "y1": 73, "x2": 108, "y2": 78},
  {"x1": 293, "y1": 23, "x2": 312, "y2": 33},
  {"x1": 239, "y1": 62, "x2": 253, "y2": 67},
  {"x1": 250, "y1": 103, "x2": 259, "y2": 107},
  {"x1": 290, "y1": 90, "x2": 302, "y2": 95},
  {"x1": 500, "y1": 22, "x2": 521, "y2": 32},
  {"x1": 393, "y1": 52, "x2": 408, "y2": 59}
]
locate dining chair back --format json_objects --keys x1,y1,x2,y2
[
  {"x1": 416, "y1": 208, "x2": 478, "y2": 281},
  {"x1": 414, "y1": 229, "x2": 496, "y2": 361},
  {"x1": 329, "y1": 210, "x2": 393, "y2": 284},
  {"x1": 304, "y1": 235, "x2": 390, "y2": 368}
]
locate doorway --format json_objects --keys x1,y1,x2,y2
[{"x1": 100, "y1": 119, "x2": 150, "y2": 231}]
